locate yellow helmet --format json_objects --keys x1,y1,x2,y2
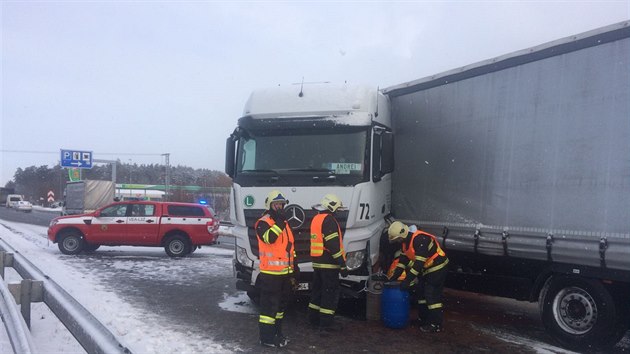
[
  {"x1": 388, "y1": 221, "x2": 409, "y2": 242},
  {"x1": 265, "y1": 190, "x2": 288, "y2": 209},
  {"x1": 321, "y1": 194, "x2": 342, "y2": 213}
]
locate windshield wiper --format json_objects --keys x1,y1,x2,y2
[
  {"x1": 241, "y1": 169, "x2": 279, "y2": 174},
  {"x1": 287, "y1": 168, "x2": 335, "y2": 174}
]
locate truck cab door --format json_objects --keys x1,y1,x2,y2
[
  {"x1": 89, "y1": 204, "x2": 129, "y2": 244},
  {"x1": 126, "y1": 203, "x2": 160, "y2": 245}
]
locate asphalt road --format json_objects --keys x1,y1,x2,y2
[
  {"x1": 0, "y1": 205, "x2": 59, "y2": 226},
  {"x1": 2, "y1": 209, "x2": 628, "y2": 353}
]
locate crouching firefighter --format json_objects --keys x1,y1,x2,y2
[
  {"x1": 387, "y1": 221, "x2": 449, "y2": 333},
  {"x1": 255, "y1": 190, "x2": 298, "y2": 348},
  {"x1": 308, "y1": 194, "x2": 348, "y2": 332}
]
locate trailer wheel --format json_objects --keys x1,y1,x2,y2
[
  {"x1": 539, "y1": 275, "x2": 627, "y2": 350},
  {"x1": 164, "y1": 234, "x2": 191, "y2": 257},
  {"x1": 58, "y1": 231, "x2": 84, "y2": 255}
]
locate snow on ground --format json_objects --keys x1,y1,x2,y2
[
  {"x1": 0, "y1": 219, "x2": 244, "y2": 353},
  {"x1": 474, "y1": 325, "x2": 578, "y2": 354},
  {"x1": 219, "y1": 291, "x2": 257, "y2": 315}
]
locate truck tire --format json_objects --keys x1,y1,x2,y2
[
  {"x1": 58, "y1": 231, "x2": 84, "y2": 255},
  {"x1": 164, "y1": 234, "x2": 191, "y2": 258},
  {"x1": 539, "y1": 275, "x2": 627, "y2": 350}
]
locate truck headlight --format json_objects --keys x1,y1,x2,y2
[
  {"x1": 236, "y1": 246, "x2": 254, "y2": 268},
  {"x1": 345, "y1": 250, "x2": 365, "y2": 271}
]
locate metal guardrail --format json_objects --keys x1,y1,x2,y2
[
  {"x1": 0, "y1": 238, "x2": 132, "y2": 354},
  {"x1": 0, "y1": 259, "x2": 37, "y2": 354}
]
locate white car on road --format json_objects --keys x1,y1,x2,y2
[{"x1": 15, "y1": 200, "x2": 33, "y2": 212}]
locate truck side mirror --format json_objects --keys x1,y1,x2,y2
[
  {"x1": 372, "y1": 132, "x2": 383, "y2": 182},
  {"x1": 372, "y1": 129, "x2": 394, "y2": 182}
]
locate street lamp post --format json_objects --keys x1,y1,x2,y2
[{"x1": 161, "y1": 153, "x2": 170, "y2": 201}]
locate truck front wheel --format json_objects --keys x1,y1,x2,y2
[
  {"x1": 58, "y1": 231, "x2": 84, "y2": 255},
  {"x1": 539, "y1": 275, "x2": 627, "y2": 350},
  {"x1": 164, "y1": 234, "x2": 191, "y2": 257}
]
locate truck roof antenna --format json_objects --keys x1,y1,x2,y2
[{"x1": 299, "y1": 77, "x2": 304, "y2": 97}]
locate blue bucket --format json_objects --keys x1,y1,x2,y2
[{"x1": 381, "y1": 281, "x2": 410, "y2": 329}]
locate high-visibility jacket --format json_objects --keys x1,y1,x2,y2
[
  {"x1": 387, "y1": 257, "x2": 406, "y2": 280},
  {"x1": 401, "y1": 230, "x2": 448, "y2": 278},
  {"x1": 256, "y1": 214, "x2": 295, "y2": 275},
  {"x1": 310, "y1": 213, "x2": 346, "y2": 269}
]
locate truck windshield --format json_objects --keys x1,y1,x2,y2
[{"x1": 236, "y1": 129, "x2": 368, "y2": 186}]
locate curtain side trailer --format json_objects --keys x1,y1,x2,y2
[{"x1": 384, "y1": 21, "x2": 630, "y2": 350}]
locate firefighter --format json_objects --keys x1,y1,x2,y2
[
  {"x1": 255, "y1": 190, "x2": 298, "y2": 348},
  {"x1": 387, "y1": 220, "x2": 449, "y2": 333},
  {"x1": 308, "y1": 194, "x2": 348, "y2": 332}
]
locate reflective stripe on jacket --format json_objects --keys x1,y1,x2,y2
[
  {"x1": 402, "y1": 230, "x2": 447, "y2": 273},
  {"x1": 310, "y1": 213, "x2": 345, "y2": 269},
  {"x1": 256, "y1": 214, "x2": 295, "y2": 275}
]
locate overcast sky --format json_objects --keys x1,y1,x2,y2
[{"x1": 1, "y1": 1, "x2": 629, "y2": 187}]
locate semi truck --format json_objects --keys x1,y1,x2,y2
[
  {"x1": 227, "y1": 84, "x2": 393, "y2": 297},
  {"x1": 226, "y1": 21, "x2": 630, "y2": 350},
  {"x1": 62, "y1": 180, "x2": 117, "y2": 216}
]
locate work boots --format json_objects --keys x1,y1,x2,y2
[
  {"x1": 275, "y1": 319, "x2": 289, "y2": 348},
  {"x1": 420, "y1": 323, "x2": 443, "y2": 333},
  {"x1": 259, "y1": 323, "x2": 278, "y2": 347}
]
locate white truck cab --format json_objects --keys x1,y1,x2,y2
[{"x1": 226, "y1": 84, "x2": 394, "y2": 299}]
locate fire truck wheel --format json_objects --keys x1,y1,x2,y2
[
  {"x1": 165, "y1": 234, "x2": 191, "y2": 257},
  {"x1": 58, "y1": 231, "x2": 84, "y2": 255}
]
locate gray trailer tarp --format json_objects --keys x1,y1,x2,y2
[{"x1": 385, "y1": 22, "x2": 630, "y2": 272}]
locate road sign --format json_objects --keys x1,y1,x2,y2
[
  {"x1": 68, "y1": 168, "x2": 81, "y2": 182},
  {"x1": 61, "y1": 149, "x2": 93, "y2": 169},
  {"x1": 47, "y1": 190, "x2": 55, "y2": 203}
]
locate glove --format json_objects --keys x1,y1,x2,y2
[
  {"x1": 340, "y1": 267, "x2": 348, "y2": 278},
  {"x1": 274, "y1": 213, "x2": 287, "y2": 229},
  {"x1": 373, "y1": 274, "x2": 389, "y2": 282}
]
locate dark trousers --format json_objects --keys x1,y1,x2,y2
[
  {"x1": 308, "y1": 268, "x2": 340, "y2": 327},
  {"x1": 258, "y1": 273, "x2": 292, "y2": 343},
  {"x1": 415, "y1": 267, "x2": 447, "y2": 326}
]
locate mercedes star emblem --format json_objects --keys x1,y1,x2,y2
[{"x1": 284, "y1": 204, "x2": 306, "y2": 229}]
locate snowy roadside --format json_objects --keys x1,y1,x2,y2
[{"x1": 0, "y1": 220, "x2": 247, "y2": 353}]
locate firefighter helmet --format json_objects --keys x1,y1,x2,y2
[
  {"x1": 388, "y1": 221, "x2": 409, "y2": 242},
  {"x1": 321, "y1": 194, "x2": 343, "y2": 213},
  {"x1": 265, "y1": 190, "x2": 288, "y2": 209}
]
